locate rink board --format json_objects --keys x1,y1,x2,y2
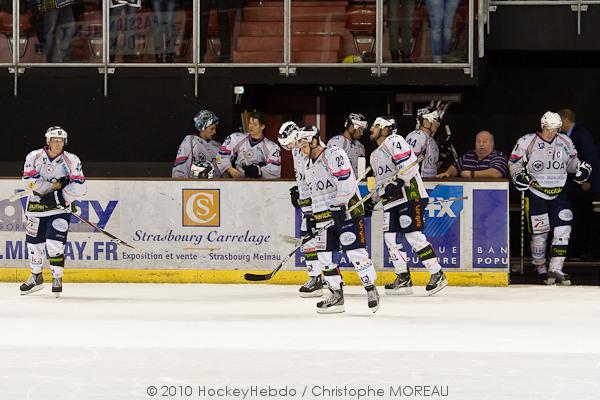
[{"x1": 0, "y1": 179, "x2": 509, "y2": 286}]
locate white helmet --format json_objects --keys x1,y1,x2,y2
[
  {"x1": 191, "y1": 161, "x2": 214, "y2": 179},
  {"x1": 345, "y1": 112, "x2": 368, "y2": 129},
  {"x1": 296, "y1": 125, "x2": 320, "y2": 142},
  {"x1": 540, "y1": 111, "x2": 562, "y2": 130},
  {"x1": 278, "y1": 121, "x2": 299, "y2": 148},
  {"x1": 45, "y1": 126, "x2": 68, "y2": 144},
  {"x1": 417, "y1": 108, "x2": 439, "y2": 125}
]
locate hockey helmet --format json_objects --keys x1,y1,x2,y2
[
  {"x1": 45, "y1": 126, "x2": 68, "y2": 144},
  {"x1": 345, "y1": 112, "x2": 368, "y2": 130},
  {"x1": 540, "y1": 111, "x2": 562, "y2": 130},
  {"x1": 417, "y1": 108, "x2": 439, "y2": 125},
  {"x1": 296, "y1": 125, "x2": 320, "y2": 143},
  {"x1": 191, "y1": 161, "x2": 214, "y2": 179},
  {"x1": 278, "y1": 121, "x2": 300, "y2": 148},
  {"x1": 194, "y1": 110, "x2": 220, "y2": 131}
]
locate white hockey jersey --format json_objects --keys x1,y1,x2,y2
[
  {"x1": 509, "y1": 132, "x2": 580, "y2": 200},
  {"x1": 292, "y1": 147, "x2": 312, "y2": 214},
  {"x1": 405, "y1": 129, "x2": 439, "y2": 177},
  {"x1": 327, "y1": 134, "x2": 365, "y2": 176},
  {"x1": 305, "y1": 145, "x2": 364, "y2": 223},
  {"x1": 22, "y1": 148, "x2": 87, "y2": 217},
  {"x1": 172, "y1": 134, "x2": 221, "y2": 178},
  {"x1": 370, "y1": 134, "x2": 428, "y2": 211},
  {"x1": 217, "y1": 133, "x2": 281, "y2": 179}
]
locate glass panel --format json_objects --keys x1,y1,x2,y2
[
  {"x1": 201, "y1": 0, "x2": 283, "y2": 64},
  {"x1": 19, "y1": 0, "x2": 102, "y2": 63},
  {"x1": 0, "y1": 1, "x2": 14, "y2": 63},
  {"x1": 109, "y1": 0, "x2": 192, "y2": 64},
  {"x1": 292, "y1": 0, "x2": 363, "y2": 64},
  {"x1": 385, "y1": 0, "x2": 468, "y2": 63}
]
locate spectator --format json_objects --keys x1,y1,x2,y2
[
  {"x1": 34, "y1": 0, "x2": 79, "y2": 62},
  {"x1": 109, "y1": 0, "x2": 141, "y2": 63},
  {"x1": 151, "y1": 0, "x2": 179, "y2": 63},
  {"x1": 217, "y1": 111, "x2": 281, "y2": 179},
  {"x1": 437, "y1": 130, "x2": 508, "y2": 178},
  {"x1": 425, "y1": 0, "x2": 460, "y2": 63},
  {"x1": 388, "y1": 0, "x2": 414, "y2": 63},
  {"x1": 172, "y1": 110, "x2": 222, "y2": 179},
  {"x1": 558, "y1": 108, "x2": 600, "y2": 259},
  {"x1": 199, "y1": 0, "x2": 242, "y2": 63}
]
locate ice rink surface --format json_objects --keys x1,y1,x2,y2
[{"x1": 1, "y1": 282, "x2": 599, "y2": 400}]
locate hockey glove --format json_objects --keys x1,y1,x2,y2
[
  {"x1": 242, "y1": 164, "x2": 262, "y2": 178},
  {"x1": 383, "y1": 178, "x2": 405, "y2": 199},
  {"x1": 363, "y1": 197, "x2": 377, "y2": 218},
  {"x1": 290, "y1": 186, "x2": 301, "y2": 209},
  {"x1": 574, "y1": 161, "x2": 592, "y2": 184},
  {"x1": 57, "y1": 176, "x2": 70, "y2": 188},
  {"x1": 39, "y1": 190, "x2": 67, "y2": 209},
  {"x1": 513, "y1": 170, "x2": 533, "y2": 191},
  {"x1": 304, "y1": 212, "x2": 317, "y2": 236},
  {"x1": 330, "y1": 205, "x2": 349, "y2": 226}
]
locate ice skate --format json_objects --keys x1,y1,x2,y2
[
  {"x1": 425, "y1": 270, "x2": 448, "y2": 296},
  {"x1": 548, "y1": 270, "x2": 571, "y2": 286},
  {"x1": 20, "y1": 273, "x2": 44, "y2": 295},
  {"x1": 52, "y1": 277, "x2": 63, "y2": 298},
  {"x1": 366, "y1": 285, "x2": 380, "y2": 313},
  {"x1": 299, "y1": 275, "x2": 323, "y2": 298},
  {"x1": 385, "y1": 272, "x2": 413, "y2": 295},
  {"x1": 316, "y1": 287, "x2": 344, "y2": 314}
]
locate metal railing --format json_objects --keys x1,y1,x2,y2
[{"x1": 1, "y1": 0, "x2": 475, "y2": 96}]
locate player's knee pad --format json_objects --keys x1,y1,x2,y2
[
  {"x1": 46, "y1": 239, "x2": 65, "y2": 267},
  {"x1": 551, "y1": 225, "x2": 571, "y2": 258},
  {"x1": 27, "y1": 242, "x2": 45, "y2": 273},
  {"x1": 317, "y1": 252, "x2": 335, "y2": 270},
  {"x1": 530, "y1": 233, "x2": 548, "y2": 263}
]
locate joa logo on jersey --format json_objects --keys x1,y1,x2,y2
[{"x1": 182, "y1": 189, "x2": 220, "y2": 227}]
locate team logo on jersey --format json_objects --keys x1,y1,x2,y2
[
  {"x1": 182, "y1": 189, "x2": 220, "y2": 227},
  {"x1": 532, "y1": 160, "x2": 544, "y2": 172}
]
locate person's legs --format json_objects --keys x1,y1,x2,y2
[
  {"x1": 42, "y1": 9, "x2": 59, "y2": 62},
  {"x1": 441, "y1": 0, "x2": 460, "y2": 55},
  {"x1": 56, "y1": 6, "x2": 75, "y2": 62},
  {"x1": 388, "y1": 0, "x2": 400, "y2": 62},
  {"x1": 425, "y1": 0, "x2": 443, "y2": 62},
  {"x1": 400, "y1": 0, "x2": 415, "y2": 61}
]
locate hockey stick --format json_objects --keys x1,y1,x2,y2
[
  {"x1": 68, "y1": 210, "x2": 139, "y2": 252},
  {"x1": 279, "y1": 195, "x2": 469, "y2": 245},
  {"x1": 8, "y1": 189, "x2": 33, "y2": 202},
  {"x1": 444, "y1": 125, "x2": 460, "y2": 162},
  {"x1": 244, "y1": 156, "x2": 422, "y2": 282},
  {"x1": 519, "y1": 153, "x2": 529, "y2": 275}
]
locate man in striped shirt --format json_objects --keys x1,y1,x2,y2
[{"x1": 437, "y1": 131, "x2": 508, "y2": 178}]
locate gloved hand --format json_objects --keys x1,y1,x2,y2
[
  {"x1": 39, "y1": 190, "x2": 67, "y2": 208},
  {"x1": 574, "y1": 161, "x2": 592, "y2": 184},
  {"x1": 363, "y1": 197, "x2": 377, "y2": 218},
  {"x1": 513, "y1": 170, "x2": 533, "y2": 191},
  {"x1": 383, "y1": 178, "x2": 405, "y2": 199},
  {"x1": 329, "y1": 205, "x2": 348, "y2": 226},
  {"x1": 290, "y1": 186, "x2": 300, "y2": 209},
  {"x1": 242, "y1": 164, "x2": 262, "y2": 178},
  {"x1": 304, "y1": 212, "x2": 317, "y2": 236},
  {"x1": 58, "y1": 176, "x2": 70, "y2": 188}
]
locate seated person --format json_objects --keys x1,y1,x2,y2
[{"x1": 437, "y1": 130, "x2": 508, "y2": 178}]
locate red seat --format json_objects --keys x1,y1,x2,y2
[
  {"x1": 345, "y1": 6, "x2": 376, "y2": 57},
  {"x1": 0, "y1": 11, "x2": 33, "y2": 58}
]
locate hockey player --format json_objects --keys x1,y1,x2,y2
[
  {"x1": 172, "y1": 110, "x2": 221, "y2": 178},
  {"x1": 509, "y1": 111, "x2": 591, "y2": 285},
  {"x1": 327, "y1": 113, "x2": 367, "y2": 176},
  {"x1": 295, "y1": 125, "x2": 380, "y2": 314},
  {"x1": 217, "y1": 111, "x2": 281, "y2": 179},
  {"x1": 365, "y1": 116, "x2": 448, "y2": 295},
  {"x1": 278, "y1": 121, "x2": 324, "y2": 297},
  {"x1": 20, "y1": 126, "x2": 87, "y2": 297},
  {"x1": 405, "y1": 107, "x2": 440, "y2": 177}
]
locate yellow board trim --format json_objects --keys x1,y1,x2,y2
[{"x1": 0, "y1": 268, "x2": 508, "y2": 286}]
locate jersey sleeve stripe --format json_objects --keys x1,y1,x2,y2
[{"x1": 23, "y1": 169, "x2": 40, "y2": 178}]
